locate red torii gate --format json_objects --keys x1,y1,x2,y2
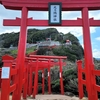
[
  {"x1": 0, "y1": 0, "x2": 100, "y2": 100},
  {"x1": 26, "y1": 55, "x2": 66, "y2": 98},
  {"x1": 0, "y1": 54, "x2": 66, "y2": 100}
]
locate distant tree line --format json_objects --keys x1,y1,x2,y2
[{"x1": 0, "y1": 28, "x2": 84, "y2": 61}]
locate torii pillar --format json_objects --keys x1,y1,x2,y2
[
  {"x1": 82, "y1": 7, "x2": 97, "y2": 100},
  {"x1": 12, "y1": 7, "x2": 28, "y2": 100}
]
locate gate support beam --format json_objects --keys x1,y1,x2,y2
[
  {"x1": 33, "y1": 58, "x2": 39, "y2": 98},
  {"x1": 59, "y1": 59, "x2": 64, "y2": 95},
  {"x1": 12, "y1": 7, "x2": 28, "y2": 100},
  {"x1": 42, "y1": 69, "x2": 45, "y2": 94},
  {"x1": 82, "y1": 7, "x2": 97, "y2": 100},
  {"x1": 48, "y1": 59, "x2": 51, "y2": 94}
]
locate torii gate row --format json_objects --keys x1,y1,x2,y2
[
  {"x1": 1, "y1": 1, "x2": 100, "y2": 99},
  {"x1": 0, "y1": 54, "x2": 67, "y2": 99},
  {"x1": 26, "y1": 55, "x2": 67, "y2": 98},
  {"x1": 26, "y1": 56, "x2": 66, "y2": 68}
]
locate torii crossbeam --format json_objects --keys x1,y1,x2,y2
[{"x1": 0, "y1": 0, "x2": 100, "y2": 100}]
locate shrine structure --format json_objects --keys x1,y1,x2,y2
[{"x1": 0, "y1": 0, "x2": 100, "y2": 100}]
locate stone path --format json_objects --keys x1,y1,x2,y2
[
  {"x1": 9, "y1": 94, "x2": 88, "y2": 100},
  {"x1": 35, "y1": 95, "x2": 88, "y2": 100},
  {"x1": 35, "y1": 95, "x2": 77, "y2": 100},
  {"x1": 26, "y1": 95, "x2": 88, "y2": 100}
]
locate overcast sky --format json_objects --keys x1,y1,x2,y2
[{"x1": 0, "y1": 5, "x2": 100, "y2": 58}]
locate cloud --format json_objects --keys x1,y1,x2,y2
[
  {"x1": 93, "y1": 49, "x2": 100, "y2": 58},
  {"x1": 62, "y1": 11, "x2": 81, "y2": 19},
  {"x1": 29, "y1": 11, "x2": 48, "y2": 19},
  {"x1": 1, "y1": 28, "x2": 20, "y2": 34},
  {"x1": 56, "y1": 27, "x2": 82, "y2": 37},
  {"x1": 89, "y1": 10, "x2": 100, "y2": 20},
  {"x1": 0, "y1": 5, "x2": 99, "y2": 38},
  {"x1": 95, "y1": 37, "x2": 100, "y2": 41}
]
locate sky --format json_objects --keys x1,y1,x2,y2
[{"x1": 0, "y1": 5, "x2": 100, "y2": 58}]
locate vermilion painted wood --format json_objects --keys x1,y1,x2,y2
[
  {"x1": 82, "y1": 7, "x2": 98, "y2": 100},
  {"x1": 27, "y1": 57, "x2": 66, "y2": 97},
  {"x1": 59, "y1": 59, "x2": 64, "y2": 95},
  {"x1": 23, "y1": 60, "x2": 28, "y2": 99},
  {"x1": 28, "y1": 66, "x2": 33, "y2": 96},
  {"x1": 1, "y1": 61, "x2": 11, "y2": 100},
  {"x1": 77, "y1": 60, "x2": 100, "y2": 100},
  {"x1": 77, "y1": 60, "x2": 84, "y2": 99},
  {"x1": 0, "y1": 68, "x2": 2, "y2": 88},
  {"x1": 91, "y1": 64, "x2": 98, "y2": 100},
  {"x1": 1, "y1": 0, "x2": 100, "y2": 99},
  {"x1": 33, "y1": 58, "x2": 39, "y2": 98},
  {"x1": 2, "y1": 55, "x2": 14, "y2": 61},
  {"x1": 3, "y1": 18, "x2": 100, "y2": 26},
  {"x1": 42, "y1": 69, "x2": 45, "y2": 94},
  {"x1": 1, "y1": 0, "x2": 100, "y2": 10},
  {"x1": 1, "y1": 57, "x2": 14, "y2": 100},
  {"x1": 30, "y1": 55, "x2": 67, "y2": 59},
  {"x1": 48, "y1": 59, "x2": 51, "y2": 94},
  {"x1": 1, "y1": 55, "x2": 28, "y2": 100},
  {"x1": 12, "y1": 7, "x2": 28, "y2": 100}
]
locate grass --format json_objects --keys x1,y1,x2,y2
[
  {"x1": 26, "y1": 46, "x2": 36, "y2": 55},
  {"x1": 9, "y1": 46, "x2": 36, "y2": 57}
]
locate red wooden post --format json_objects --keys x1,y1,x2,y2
[
  {"x1": 82, "y1": 7, "x2": 97, "y2": 100},
  {"x1": 59, "y1": 59, "x2": 64, "y2": 95},
  {"x1": 27, "y1": 61, "x2": 30, "y2": 95},
  {"x1": 12, "y1": 7, "x2": 28, "y2": 100},
  {"x1": 48, "y1": 59, "x2": 51, "y2": 94},
  {"x1": 91, "y1": 64, "x2": 98, "y2": 99},
  {"x1": 77, "y1": 60, "x2": 84, "y2": 99},
  {"x1": 42, "y1": 69, "x2": 45, "y2": 94},
  {"x1": 33, "y1": 58, "x2": 39, "y2": 98},
  {"x1": 23, "y1": 60, "x2": 28, "y2": 99},
  {"x1": 29, "y1": 64, "x2": 33, "y2": 96},
  {"x1": 0, "y1": 68, "x2": 2, "y2": 88},
  {"x1": 1, "y1": 55, "x2": 14, "y2": 100}
]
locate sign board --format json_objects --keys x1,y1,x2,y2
[
  {"x1": 59, "y1": 72, "x2": 61, "y2": 78},
  {"x1": 49, "y1": 2, "x2": 62, "y2": 25},
  {"x1": 42, "y1": 73, "x2": 44, "y2": 78},
  {"x1": 1, "y1": 67, "x2": 10, "y2": 79},
  {"x1": 48, "y1": 72, "x2": 49, "y2": 76}
]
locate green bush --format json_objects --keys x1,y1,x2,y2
[
  {"x1": 63, "y1": 68, "x2": 78, "y2": 95},
  {"x1": 51, "y1": 79, "x2": 60, "y2": 93}
]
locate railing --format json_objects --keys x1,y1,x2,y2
[
  {"x1": 77, "y1": 60, "x2": 99, "y2": 100},
  {"x1": 1, "y1": 55, "x2": 28, "y2": 100},
  {"x1": 1, "y1": 54, "x2": 67, "y2": 100}
]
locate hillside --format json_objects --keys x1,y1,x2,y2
[
  {"x1": 0, "y1": 28, "x2": 100, "y2": 97},
  {"x1": 0, "y1": 28, "x2": 84, "y2": 66},
  {"x1": 0, "y1": 28, "x2": 82, "y2": 48},
  {"x1": 0, "y1": 28, "x2": 59, "y2": 48}
]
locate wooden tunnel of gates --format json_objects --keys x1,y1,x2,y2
[
  {"x1": 0, "y1": 54, "x2": 67, "y2": 100},
  {"x1": 0, "y1": 0, "x2": 100, "y2": 100}
]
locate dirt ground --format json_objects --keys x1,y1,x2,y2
[
  {"x1": 35, "y1": 95, "x2": 88, "y2": 100},
  {"x1": 9, "y1": 94, "x2": 88, "y2": 100}
]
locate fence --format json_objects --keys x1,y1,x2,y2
[
  {"x1": 77, "y1": 60, "x2": 100, "y2": 100},
  {"x1": 1, "y1": 55, "x2": 28, "y2": 100},
  {"x1": 0, "y1": 55, "x2": 67, "y2": 100}
]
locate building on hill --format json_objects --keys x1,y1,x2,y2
[
  {"x1": 37, "y1": 38, "x2": 61, "y2": 49},
  {"x1": 65, "y1": 40, "x2": 72, "y2": 45},
  {"x1": 26, "y1": 43, "x2": 37, "y2": 48}
]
